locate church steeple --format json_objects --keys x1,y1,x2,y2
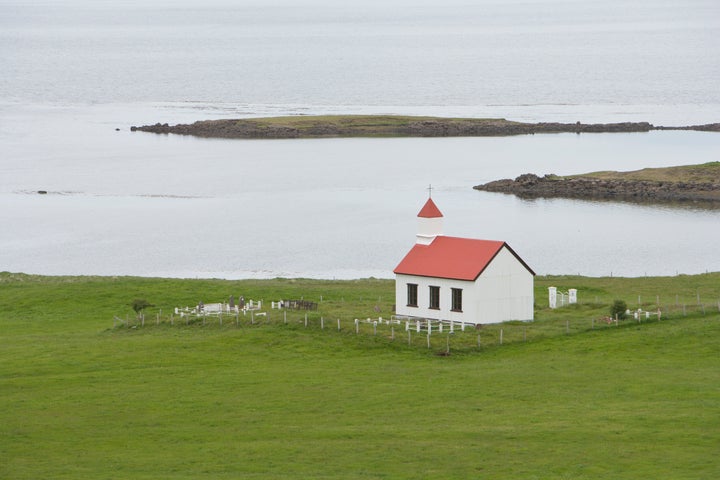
[{"x1": 416, "y1": 196, "x2": 443, "y2": 245}]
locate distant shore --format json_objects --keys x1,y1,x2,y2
[
  {"x1": 474, "y1": 162, "x2": 720, "y2": 206},
  {"x1": 130, "y1": 115, "x2": 720, "y2": 139}
]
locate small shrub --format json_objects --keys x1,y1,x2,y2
[
  {"x1": 131, "y1": 298, "x2": 154, "y2": 315},
  {"x1": 610, "y1": 300, "x2": 628, "y2": 320}
]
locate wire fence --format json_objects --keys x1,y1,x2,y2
[{"x1": 112, "y1": 299, "x2": 720, "y2": 354}]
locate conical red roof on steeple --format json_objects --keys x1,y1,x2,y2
[{"x1": 417, "y1": 197, "x2": 443, "y2": 218}]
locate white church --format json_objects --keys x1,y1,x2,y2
[{"x1": 393, "y1": 196, "x2": 535, "y2": 325}]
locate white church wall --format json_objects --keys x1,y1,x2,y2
[
  {"x1": 469, "y1": 247, "x2": 534, "y2": 323},
  {"x1": 394, "y1": 274, "x2": 473, "y2": 322}
]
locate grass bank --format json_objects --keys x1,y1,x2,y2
[
  {"x1": 131, "y1": 114, "x2": 660, "y2": 139},
  {"x1": 566, "y1": 161, "x2": 720, "y2": 184},
  {"x1": 1, "y1": 272, "x2": 719, "y2": 478}
]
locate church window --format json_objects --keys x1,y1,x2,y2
[
  {"x1": 451, "y1": 288, "x2": 463, "y2": 312},
  {"x1": 429, "y1": 286, "x2": 440, "y2": 309},
  {"x1": 407, "y1": 283, "x2": 418, "y2": 307}
]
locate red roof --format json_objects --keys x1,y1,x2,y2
[
  {"x1": 393, "y1": 236, "x2": 534, "y2": 281},
  {"x1": 417, "y1": 198, "x2": 443, "y2": 218}
]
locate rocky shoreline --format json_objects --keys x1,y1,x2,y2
[
  {"x1": 130, "y1": 115, "x2": 720, "y2": 139},
  {"x1": 474, "y1": 172, "x2": 720, "y2": 206}
]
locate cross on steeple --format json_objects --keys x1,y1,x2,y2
[{"x1": 427, "y1": 184, "x2": 433, "y2": 198}]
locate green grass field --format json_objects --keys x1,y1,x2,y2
[{"x1": 1, "y1": 272, "x2": 719, "y2": 478}]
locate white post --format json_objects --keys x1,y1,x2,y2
[
  {"x1": 428, "y1": 322, "x2": 432, "y2": 335},
  {"x1": 355, "y1": 319, "x2": 359, "y2": 334},
  {"x1": 569, "y1": 289, "x2": 577, "y2": 304},
  {"x1": 500, "y1": 329, "x2": 503, "y2": 345},
  {"x1": 416, "y1": 321, "x2": 420, "y2": 333},
  {"x1": 450, "y1": 321, "x2": 454, "y2": 333},
  {"x1": 321, "y1": 317, "x2": 324, "y2": 329},
  {"x1": 549, "y1": 287, "x2": 557, "y2": 309},
  {"x1": 337, "y1": 318, "x2": 341, "y2": 331},
  {"x1": 439, "y1": 322, "x2": 443, "y2": 333}
]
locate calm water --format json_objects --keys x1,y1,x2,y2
[
  {"x1": 1, "y1": 0, "x2": 719, "y2": 278},
  {"x1": 2, "y1": 0, "x2": 719, "y2": 108}
]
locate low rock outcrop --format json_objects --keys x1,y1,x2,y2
[{"x1": 474, "y1": 173, "x2": 720, "y2": 205}]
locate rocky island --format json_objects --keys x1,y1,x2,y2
[
  {"x1": 130, "y1": 115, "x2": 720, "y2": 139},
  {"x1": 474, "y1": 162, "x2": 720, "y2": 206}
]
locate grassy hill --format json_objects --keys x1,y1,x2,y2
[
  {"x1": 567, "y1": 161, "x2": 720, "y2": 184},
  {"x1": 1, "y1": 273, "x2": 719, "y2": 478}
]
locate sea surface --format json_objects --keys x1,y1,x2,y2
[{"x1": 1, "y1": 0, "x2": 719, "y2": 279}]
